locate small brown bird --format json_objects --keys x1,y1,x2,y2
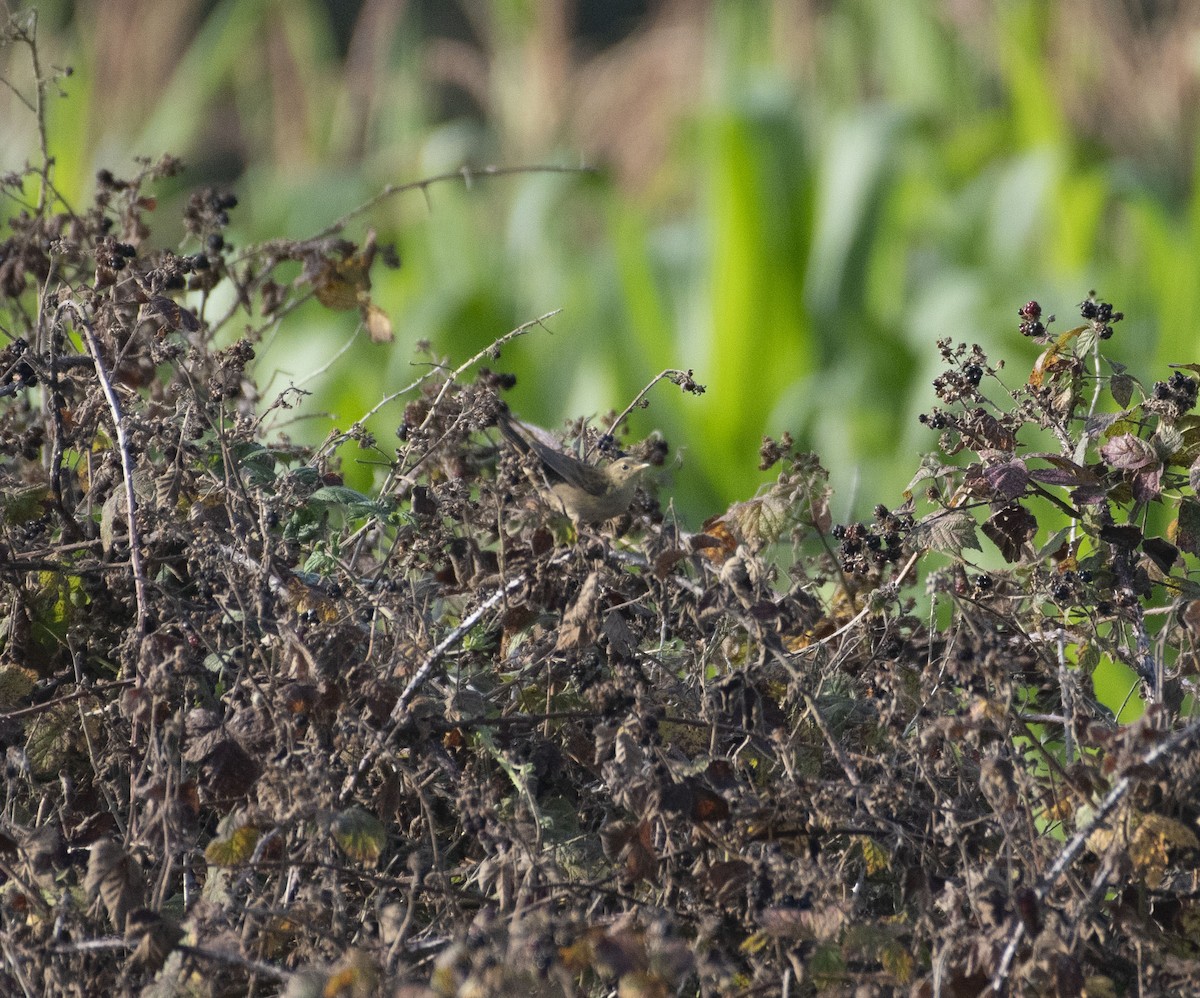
[{"x1": 498, "y1": 410, "x2": 649, "y2": 523}]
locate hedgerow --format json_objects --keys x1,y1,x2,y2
[{"x1": 3, "y1": 18, "x2": 1200, "y2": 998}]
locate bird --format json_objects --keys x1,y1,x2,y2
[{"x1": 497, "y1": 409, "x2": 650, "y2": 523}]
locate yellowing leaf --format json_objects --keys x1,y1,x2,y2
[
  {"x1": 739, "y1": 931, "x2": 770, "y2": 954},
  {"x1": 205, "y1": 823, "x2": 261, "y2": 866},
  {"x1": 331, "y1": 807, "x2": 387, "y2": 867},
  {"x1": 0, "y1": 664, "x2": 36, "y2": 707},
  {"x1": 1130, "y1": 813, "x2": 1199, "y2": 888},
  {"x1": 323, "y1": 949, "x2": 380, "y2": 997},
  {"x1": 857, "y1": 836, "x2": 890, "y2": 876},
  {"x1": 1084, "y1": 975, "x2": 1119, "y2": 998},
  {"x1": 880, "y1": 941, "x2": 914, "y2": 984},
  {"x1": 314, "y1": 254, "x2": 371, "y2": 311}
]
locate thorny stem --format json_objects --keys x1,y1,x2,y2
[
  {"x1": 315, "y1": 309, "x2": 560, "y2": 465},
  {"x1": 57, "y1": 302, "x2": 151, "y2": 648},
  {"x1": 1, "y1": 12, "x2": 54, "y2": 214},
  {"x1": 49, "y1": 938, "x2": 290, "y2": 983},
  {"x1": 310, "y1": 163, "x2": 596, "y2": 241},
  {"x1": 595, "y1": 368, "x2": 703, "y2": 460}
]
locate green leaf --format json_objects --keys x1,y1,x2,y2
[
  {"x1": 308, "y1": 485, "x2": 388, "y2": 517},
  {"x1": 0, "y1": 484, "x2": 49, "y2": 525},
  {"x1": 912, "y1": 510, "x2": 981, "y2": 557},
  {"x1": 232, "y1": 442, "x2": 278, "y2": 485},
  {"x1": 1110, "y1": 373, "x2": 1135, "y2": 408}
]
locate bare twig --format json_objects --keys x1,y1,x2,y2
[
  {"x1": 315, "y1": 309, "x2": 560, "y2": 464},
  {"x1": 310, "y1": 164, "x2": 596, "y2": 241},
  {"x1": 803, "y1": 693, "x2": 861, "y2": 787},
  {"x1": 593, "y1": 368, "x2": 705, "y2": 460},
  {"x1": 56, "y1": 302, "x2": 150, "y2": 646},
  {"x1": 792, "y1": 549, "x2": 921, "y2": 656}
]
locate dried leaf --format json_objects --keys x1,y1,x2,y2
[
  {"x1": 624, "y1": 820, "x2": 657, "y2": 883},
  {"x1": 1110, "y1": 372, "x2": 1135, "y2": 407},
  {"x1": 1130, "y1": 812, "x2": 1199, "y2": 888},
  {"x1": 362, "y1": 301, "x2": 393, "y2": 343},
  {"x1": 1175, "y1": 498, "x2": 1200, "y2": 556},
  {"x1": 556, "y1": 572, "x2": 602, "y2": 651},
  {"x1": 1142, "y1": 536, "x2": 1179, "y2": 574},
  {"x1": 712, "y1": 457, "x2": 831, "y2": 551},
  {"x1": 313, "y1": 252, "x2": 372, "y2": 311},
  {"x1": 1027, "y1": 454, "x2": 1096, "y2": 487},
  {"x1": 125, "y1": 908, "x2": 182, "y2": 970},
  {"x1": 982, "y1": 458, "x2": 1029, "y2": 501},
  {"x1": 200, "y1": 738, "x2": 260, "y2": 800},
  {"x1": 142, "y1": 294, "x2": 200, "y2": 332},
  {"x1": 85, "y1": 839, "x2": 145, "y2": 931},
  {"x1": 982, "y1": 502, "x2": 1037, "y2": 563},
  {"x1": 0, "y1": 664, "x2": 36, "y2": 707}
]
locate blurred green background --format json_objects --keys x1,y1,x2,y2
[{"x1": 5, "y1": 0, "x2": 1200, "y2": 527}]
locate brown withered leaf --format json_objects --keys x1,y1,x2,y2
[
  {"x1": 1174, "y1": 498, "x2": 1200, "y2": 556},
  {"x1": 1029, "y1": 324, "x2": 1085, "y2": 388},
  {"x1": 1100, "y1": 522, "x2": 1143, "y2": 550},
  {"x1": 142, "y1": 294, "x2": 200, "y2": 332},
  {"x1": 560, "y1": 925, "x2": 648, "y2": 979},
  {"x1": 601, "y1": 609, "x2": 638, "y2": 660},
  {"x1": 362, "y1": 301, "x2": 394, "y2": 343},
  {"x1": 1133, "y1": 465, "x2": 1163, "y2": 502},
  {"x1": 653, "y1": 546, "x2": 690, "y2": 577},
  {"x1": 599, "y1": 819, "x2": 636, "y2": 861},
  {"x1": 1110, "y1": 372, "x2": 1135, "y2": 407},
  {"x1": 1142, "y1": 536, "x2": 1179, "y2": 575},
  {"x1": 85, "y1": 839, "x2": 145, "y2": 931},
  {"x1": 313, "y1": 252, "x2": 372, "y2": 311},
  {"x1": 1100, "y1": 432, "x2": 1159, "y2": 471},
  {"x1": 1027, "y1": 453, "x2": 1097, "y2": 487},
  {"x1": 125, "y1": 908, "x2": 182, "y2": 971},
  {"x1": 556, "y1": 571, "x2": 602, "y2": 651},
  {"x1": 982, "y1": 502, "x2": 1037, "y2": 563},
  {"x1": 755, "y1": 899, "x2": 813, "y2": 939},
  {"x1": 700, "y1": 858, "x2": 752, "y2": 903},
  {"x1": 199, "y1": 738, "x2": 261, "y2": 801},
  {"x1": 700, "y1": 457, "x2": 831, "y2": 557},
  {"x1": 624, "y1": 820, "x2": 657, "y2": 883},
  {"x1": 692, "y1": 519, "x2": 738, "y2": 564}
]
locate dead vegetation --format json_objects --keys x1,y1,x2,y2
[{"x1": 6, "y1": 22, "x2": 1200, "y2": 998}]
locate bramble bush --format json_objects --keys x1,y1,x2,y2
[{"x1": 4, "y1": 19, "x2": 1200, "y2": 998}]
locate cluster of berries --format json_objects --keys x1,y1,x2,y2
[{"x1": 832, "y1": 504, "x2": 912, "y2": 575}]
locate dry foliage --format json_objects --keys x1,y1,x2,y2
[{"x1": 7, "y1": 18, "x2": 1200, "y2": 998}]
